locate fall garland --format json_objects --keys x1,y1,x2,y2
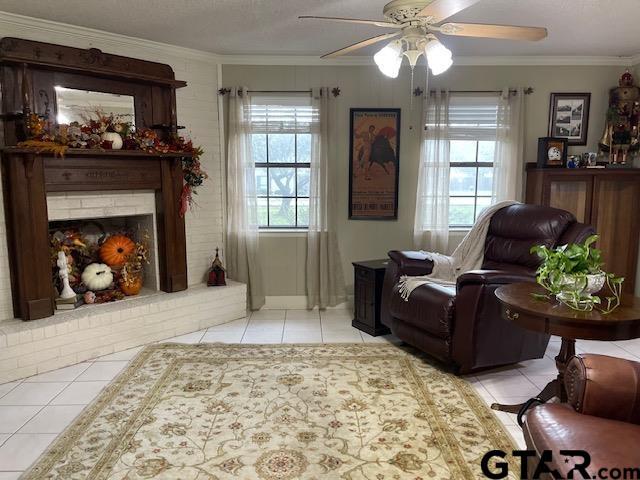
[{"x1": 19, "y1": 112, "x2": 207, "y2": 216}]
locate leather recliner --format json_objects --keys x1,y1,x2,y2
[
  {"x1": 523, "y1": 354, "x2": 640, "y2": 477},
  {"x1": 380, "y1": 204, "x2": 595, "y2": 373}
]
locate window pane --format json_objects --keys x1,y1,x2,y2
[
  {"x1": 475, "y1": 197, "x2": 491, "y2": 220},
  {"x1": 477, "y1": 167, "x2": 493, "y2": 196},
  {"x1": 450, "y1": 140, "x2": 477, "y2": 163},
  {"x1": 255, "y1": 168, "x2": 268, "y2": 196},
  {"x1": 450, "y1": 167, "x2": 477, "y2": 196},
  {"x1": 252, "y1": 134, "x2": 267, "y2": 163},
  {"x1": 449, "y1": 197, "x2": 475, "y2": 227},
  {"x1": 478, "y1": 141, "x2": 495, "y2": 163},
  {"x1": 269, "y1": 198, "x2": 295, "y2": 226},
  {"x1": 269, "y1": 167, "x2": 295, "y2": 197},
  {"x1": 297, "y1": 168, "x2": 310, "y2": 197},
  {"x1": 297, "y1": 134, "x2": 311, "y2": 163},
  {"x1": 257, "y1": 198, "x2": 268, "y2": 227},
  {"x1": 268, "y1": 134, "x2": 295, "y2": 163},
  {"x1": 297, "y1": 198, "x2": 309, "y2": 227}
]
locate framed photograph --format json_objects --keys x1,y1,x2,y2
[
  {"x1": 548, "y1": 93, "x2": 591, "y2": 146},
  {"x1": 537, "y1": 137, "x2": 568, "y2": 168},
  {"x1": 349, "y1": 108, "x2": 400, "y2": 220}
]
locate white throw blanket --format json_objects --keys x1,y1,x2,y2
[{"x1": 399, "y1": 201, "x2": 520, "y2": 300}]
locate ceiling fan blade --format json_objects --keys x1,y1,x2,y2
[
  {"x1": 439, "y1": 22, "x2": 548, "y2": 41},
  {"x1": 417, "y1": 0, "x2": 481, "y2": 23},
  {"x1": 299, "y1": 16, "x2": 401, "y2": 28},
  {"x1": 321, "y1": 32, "x2": 400, "y2": 58}
]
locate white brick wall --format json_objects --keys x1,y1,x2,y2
[
  {"x1": 0, "y1": 282, "x2": 246, "y2": 383},
  {"x1": 0, "y1": 15, "x2": 226, "y2": 322},
  {"x1": 47, "y1": 190, "x2": 157, "y2": 221}
]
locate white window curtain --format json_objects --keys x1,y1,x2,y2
[
  {"x1": 307, "y1": 87, "x2": 346, "y2": 309},
  {"x1": 414, "y1": 89, "x2": 524, "y2": 251},
  {"x1": 493, "y1": 87, "x2": 525, "y2": 202},
  {"x1": 226, "y1": 87, "x2": 265, "y2": 310},
  {"x1": 413, "y1": 89, "x2": 450, "y2": 252}
]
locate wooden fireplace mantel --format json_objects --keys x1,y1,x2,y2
[
  {"x1": 1, "y1": 148, "x2": 194, "y2": 192},
  {"x1": 1, "y1": 149, "x2": 189, "y2": 320},
  {"x1": 0, "y1": 38, "x2": 191, "y2": 320},
  {"x1": 2, "y1": 147, "x2": 194, "y2": 157}
]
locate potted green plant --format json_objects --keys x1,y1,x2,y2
[{"x1": 530, "y1": 234, "x2": 624, "y2": 313}]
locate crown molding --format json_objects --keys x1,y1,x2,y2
[
  {"x1": 218, "y1": 53, "x2": 640, "y2": 67},
  {"x1": 218, "y1": 55, "x2": 372, "y2": 66},
  {"x1": 1, "y1": 11, "x2": 638, "y2": 69},
  {"x1": 0, "y1": 11, "x2": 221, "y2": 64}
]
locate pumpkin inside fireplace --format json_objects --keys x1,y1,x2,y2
[
  {"x1": 100, "y1": 234, "x2": 135, "y2": 267},
  {"x1": 50, "y1": 223, "x2": 151, "y2": 308}
]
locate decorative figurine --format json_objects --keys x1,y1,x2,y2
[
  {"x1": 599, "y1": 70, "x2": 640, "y2": 165},
  {"x1": 207, "y1": 248, "x2": 226, "y2": 286},
  {"x1": 56, "y1": 251, "x2": 77, "y2": 300}
]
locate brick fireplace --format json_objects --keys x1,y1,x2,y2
[
  {"x1": 0, "y1": 38, "x2": 246, "y2": 383},
  {"x1": 3, "y1": 148, "x2": 189, "y2": 320},
  {"x1": 0, "y1": 149, "x2": 245, "y2": 384}
]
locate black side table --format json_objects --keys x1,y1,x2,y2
[{"x1": 352, "y1": 259, "x2": 391, "y2": 336}]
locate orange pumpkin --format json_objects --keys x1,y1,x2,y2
[{"x1": 100, "y1": 235, "x2": 135, "y2": 267}]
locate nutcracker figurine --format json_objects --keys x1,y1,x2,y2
[
  {"x1": 598, "y1": 70, "x2": 640, "y2": 165},
  {"x1": 207, "y1": 248, "x2": 226, "y2": 286}
]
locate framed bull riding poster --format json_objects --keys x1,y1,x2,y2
[{"x1": 349, "y1": 108, "x2": 401, "y2": 220}]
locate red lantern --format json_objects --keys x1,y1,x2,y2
[{"x1": 207, "y1": 248, "x2": 226, "y2": 287}]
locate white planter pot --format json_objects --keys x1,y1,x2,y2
[
  {"x1": 101, "y1": 132, "x2": 123, "y2": 150},
  {"x1": 584, "y1": 272, "x2": 606, "y2": 294},
  {"x1": 558, "y1": 272, "x2": 606, "y2": 294}
]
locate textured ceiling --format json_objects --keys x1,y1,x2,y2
[{"x1": 0, "y1": 0, "x2": 638, "y2": 57}]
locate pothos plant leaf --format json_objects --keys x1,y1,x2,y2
[{"x1": 529, "y1": 234, "x2": 623, "y2": 314}]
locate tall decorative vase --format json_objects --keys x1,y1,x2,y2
[{"x1": 120, "y1": 271, "x2": 143, "y2": 296}]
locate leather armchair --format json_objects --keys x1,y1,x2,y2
[
  {"x1": 381, "y1": 204, "x2": 595, "y2": 373},
  {"x1": 523, "y1": 354, "x2": 640, "y2": 477}
]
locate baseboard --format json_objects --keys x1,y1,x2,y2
[{"x1": 263, "y1": 295, "x2": 353, "y2": 310}]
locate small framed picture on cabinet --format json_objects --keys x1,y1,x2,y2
[{"x1": 537, "y1": 137, "x2": 568, "y2": 168}]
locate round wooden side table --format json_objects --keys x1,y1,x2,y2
[{"x1": 493, "y1": 282, "x2": 640, "y2": 413}]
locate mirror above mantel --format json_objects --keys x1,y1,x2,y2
[{"x1": 54, "y1": 86, "x2": 136, "y2": 125}]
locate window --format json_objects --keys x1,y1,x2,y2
[
  {"x1": 449, "y1": 140, "x2": 494, "y2": 227},
  {"x1": 249, "y1": 96, "x2": 316, "y2": 229},
  {"x1": 447, "y1": 95, "x2": 499, "y2": 228}
]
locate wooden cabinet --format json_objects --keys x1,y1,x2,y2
[
  {"x1": 352, "y1": 259, "x2": 390, "y2": 336},
  {"x1": 526, "y1": 165, "x2": 640, "y2": 293}
]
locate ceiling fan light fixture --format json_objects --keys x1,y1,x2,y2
[
  {"x1": 424, "y1": 37, "x2": 453, "y2": 75},
  {"x1": 374, "y1": 40, "x2": 403, "y2": 78}
]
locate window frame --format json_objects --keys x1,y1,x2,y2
[
  {"x1": 448, "y1": 140, "x2": 494, "y2": 229},
  {"x1": 254, "y1": 133, "x2": 311, "y2": 230}
]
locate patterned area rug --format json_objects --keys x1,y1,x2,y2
[{"x1": 24, "y1": 343, "x2": 516, "y2": 479}]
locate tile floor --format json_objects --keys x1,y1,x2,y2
[{"x1": 1, "y1": 309, "x2": 640, "y2": 477}]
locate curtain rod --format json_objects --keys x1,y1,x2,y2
[
  {"x1": 414, "y1": 87, "x2": 534, "y2": 96},
  {"x1": 218, "y1": 87, "x2": 341, "y2": 97}
]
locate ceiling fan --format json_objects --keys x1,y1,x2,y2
[{"x1": 300, "y1": 0, "x2": 547, "y2": 77}]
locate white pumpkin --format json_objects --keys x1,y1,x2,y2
[{"x1": 81, "y1": 263, "x2": 114, "y2": 291}]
